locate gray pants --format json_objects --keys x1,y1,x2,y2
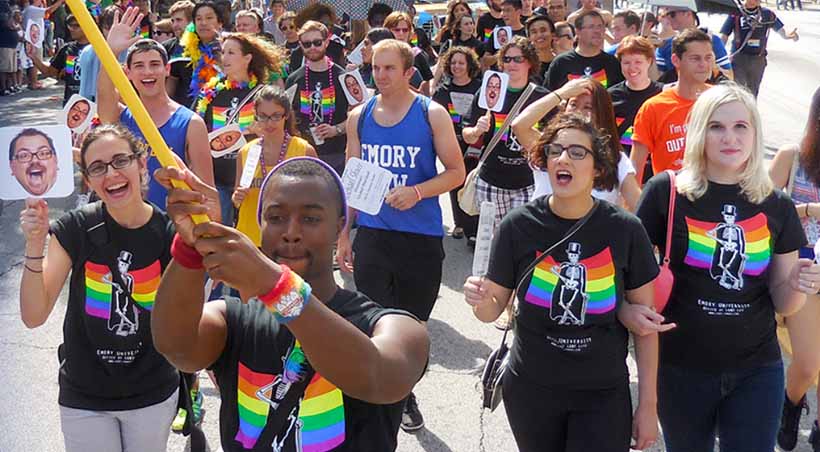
[
  {"x1": 60, "y1": 391, "x2": 178, "y2": 452},
  {"x1": 732, "y1": 53, "x2": 767, "y2": 97}
]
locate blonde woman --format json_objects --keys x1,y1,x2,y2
[
  {"x1": 630, "y1": 83, "x2": 820, "y2": 451},
  {"x1": 768, "y1": 86, "x2": 820, "y2": 451}
]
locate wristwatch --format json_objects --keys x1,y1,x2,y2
[{"x1": 335, "y1": 124, "x2": 345, "y2": 135}]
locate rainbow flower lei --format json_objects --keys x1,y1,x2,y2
[
  {"x1": 181, "y1": 23, "x2": 221, "y2": 98},
  {"x1": 195, "y1": 74, "x2": 259, "y2": 117}
]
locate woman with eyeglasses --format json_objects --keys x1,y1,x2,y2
[
  {"x1": 463, "y1": 112, "x2": 661, "y2": 452},
  {"x1": 232, "y1": 85, "x2": 317, "y2": 246},
  {"x1": 512, "y1": 78, "x2": 642, "y2": 211},
  {"x1": 194, "y1": 32, "x2": 283, "y2": 226},
  {"x1": 277, "y1": 11, "x2": 299, "y2": 69},
  {"x1": 431, "y1": 46, "x2": 483, "y2": 245},
  {"x1": 18, "y1": 125, "x2": 194, "y2": 451},
  {"x1": 626, "y1": 83, "x2": 819, "y2": 451}
]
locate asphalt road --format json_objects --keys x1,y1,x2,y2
[{"x1": 0, "y1": 6, "x2": 818, "y2": 451}]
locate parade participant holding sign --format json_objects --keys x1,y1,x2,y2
[
  {"x1": 25, "y1": 14, "x2": 88, "y2": 106},
  {"x1": 464, "y1": 113, "x2": 661, "y2": 452},
  {"x1": 432, "y1": 46, "x2": 482, "y2": 244},
  {"x1": 463, "y1": 36, "x2": 549, "y2": 231},
  {"x1": 630, "y1": 83, "x2": 818, "y2": 451},
  {"x1": 195, "y1": 31, "x2": 282, "y2": 225},
  {"x1": 286, "y1": 20, "x2": 349, "y2": 175},
  {"x1": 98, "y1": 7, "x2": 213, "y2": 209},
  {"x1": 151, "y1": 157, "x2": 429, "y2": 452},
  {"x1": 337, "y1": 39, "x2": 465, "y2": 432},
  {"x1": 19, "y1": 125, "x2": 182, "y2": 452},
  {"x1": 233, "y1": 86, "x2": 317, "y2": 246}
]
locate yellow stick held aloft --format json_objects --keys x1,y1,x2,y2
[{"x1": 65, "y1": 0, "x2": 209, "y2": 223}]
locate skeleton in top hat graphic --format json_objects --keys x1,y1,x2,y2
[
  {"x1": 550, "y1": 242, "x2": 589, "y2": 325},
  {"x1": 102, "y1": 250, "x2": 139, "y2": 336},
  {"x1": 707, "y1": 204, "x2": 747, "y2": 291}
]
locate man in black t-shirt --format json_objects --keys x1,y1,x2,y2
[
  {"x1": 477, "y1": 0, "x2": 505, "y2": 45},
  {"x1": 546, "y1": 10, "x2": 623, "y2": 91},
  {"x1": 25, "y1": 14, "x2": 87, "y2": 105},
  {"x1": 479, "y1": 0, "x2": 528, "y2": 64},
  {"x1": 286, "y1": 20, "x2": 349, "y2": 174},
  {"x1": 152, "y1": 157, "x2": 429, "y2": 452}
]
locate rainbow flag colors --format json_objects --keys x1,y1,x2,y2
[
  {"x1": 616, "y1": 117, "x2": 633, "y2": 146},
  {"x1": 300, "y1": 87, "x2": 336, "y2": 118},
  {"x1": 684, "y1": 212, "x2": 771, "y2": 276},
  {"x1": 213, "y1": 103, "x2": 255, "y2": 131},
  {"x1": 299, "y1": 373, "x2": 345, "y2": 452},
  {"x1": 85, "y1": 261, "x2": 112, "y2": 319},
  {"x1": 568, "y1": 68, "x2": 609, "y2": 88},
  {"x1": 235, "y1": 362, "x2": 275, "y2": 449},
  {"x1": 494, "y1": 113, "x2": 509, "y2": 142},
  {"x1": 65, "y1": 55, "x2": 76, "y2": 76},
  {"x1": 83, "y1": 259, "x2": 160, "y2": 318},
  {"x1": 140, "y1": 24, "x2": 150, "y2": 38},
  {"x1": 447, "y1": 103, "x2": 461, "y2": 124},
  {"x1": 483, "y1": 28, "x2": 493, "y2": 42},
  {"x1": 524, "y1": 247, "x2": 617, "y2": 315}
]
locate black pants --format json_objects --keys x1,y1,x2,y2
[
  {"x1": 732, "y1": 53, "x2": 767, "y2": 97},
  {"x1": 448, "y1": 155, "x2": 479, "y2": 238},
  {"x1": 352, "y1": 227, "x2": 444, "y2": 321},
  {"x1": 502, "y1": 370, "x2": 632, "y2": 452}
]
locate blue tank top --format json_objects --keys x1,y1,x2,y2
[
  {"x1": 358, "y1": 95, "x2": 443, "y2": 237},
  {"x1": 120, "y1": 106, "x2": 193, "y2": 208}
]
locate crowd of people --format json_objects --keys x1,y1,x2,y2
[{"x1": 7, "y1": 0, "x2": 820, "y2": 450}]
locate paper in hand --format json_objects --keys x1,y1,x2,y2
[
  {"x1": 341, "y1": 157, "x2": 394, "y2": 215},
  {"x1": 239, "y1": 144, "x2": 262, "y2": 188}
]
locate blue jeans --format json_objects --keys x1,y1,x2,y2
[
  {"x1": 216, "y1": 184, "x2": 235, "y2": 227},
  {"x1": 658, "y1": 362, "x2": 784, "y2": 452}
]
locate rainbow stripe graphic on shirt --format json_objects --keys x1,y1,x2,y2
[
  {"x1": 235, "y1": 362, "x2": 275, "y2": 449},
  {"x1": 523, "y1": 247, "x2": 617, "y2": 314},
  {"x1": 568, "y1": 68, "x2": 609, "y2": 88},
  {"x1": 84, "y1": 259, "x2": 161, "y2": 318},
  {"x1": 494, "y1": 113, "x2": 509, "y2": 142},
  {"x1": 140, "y1": 24, "x2": 150, "y2": 38},
  {"x1": 65, "y1": 55, "x2": 76, "y2": 76},
  {"x1": 410, "y1": 33, "x2": 418, "y2": 47},
  {"x1": 483, "y1": 28, "x2": 493, "y2": 42},
  {"x1": 684, "y1": 212, "x2": 771, "y2": 276},
  {"x1": 213, "y1": 103, "x2": 255, "y2": 131},
  {"x1": 615, "y1": 117, "x2": 633, "y2": 146},
  {"x1": 447, "y1": 103, "x2": 461, "y2": 124},
  {"x1": 300, "y1": 87, "x2": 336, "y2": 118},
  {"x1": 298, "y1": 373, "x2": 345, "y2": 452}
]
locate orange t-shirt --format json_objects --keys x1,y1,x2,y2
[{"x1": 632, "y1": 87, "x2": 697, "y2": 176}]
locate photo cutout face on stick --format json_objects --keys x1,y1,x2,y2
[
  {"x1": 26, "y1": 19, "x2": 44, "y2": 48},
  {"x1": 1, "y1": 125, "x2": 74, "y2": 199},
  {"x1": 339, "y1": 69, "x2": 370, "y2": 106},
  {"x1": 59, "y1": 95, "x2": 97, "y2": 133},
  {"x1": 494, "y1": 26, "x2": 512, "y2": 50},
  {"x1": 478, "y1": 70, "x2": 509, "y2": 112},
  {"x1": 209, "y1": 124, "x2": 247, "y2": 158}
]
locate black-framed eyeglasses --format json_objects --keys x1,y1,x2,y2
[
  {"x1": 300, "y1": 39, "x2": 324, "y2": 48},
  {"x1": 84, "y1": 153, "x2": 141, "y2": 177},
  {"x1": 545, "y1": 143, "x2": 594, "y2": 160},
  {"x1": 280, "y1": 24, "x2": 295, "y2": 31},
  {"x1": 502, "y1": 55, "x2": 526, "y2": 64},
  {"x1": 12, "y1": 148, "x2": 54, "y2": 162},
  {"x1": 256, "y1": 111, "x2": 286, "y2": 122}
]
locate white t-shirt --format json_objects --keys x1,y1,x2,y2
[{"x1": 531, "y1": 151, "x2": 636, "y2": 203}]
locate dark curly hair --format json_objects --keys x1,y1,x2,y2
[
  {"x1": 440, "y1": 46, "x2": 481, "y2": 80},
  {"x1": 498, "y1": 35, "x2": 540, "y2": 79},
  {"x1": 529, "y1": 112, "x2": 618, "y2": 191}
]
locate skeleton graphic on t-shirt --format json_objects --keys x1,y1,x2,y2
[
  {"x1": 311, "y1": 82, "x2": 324, "y2": 125},
  {"x1": 102, "y1": 250, "x2": 139, "y2": 336},
  {"x1": 550, "y1": 242, "x2": 589, "y2": 325},
  {"x1": 707, "y1": 204, "x2": 748, "y2": 290},
  {"x1": 271, "y1": 406, "x2": 303, "y2": 452}
]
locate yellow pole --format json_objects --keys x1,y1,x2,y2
[{"x1": 65, "y1": 0, "x2": 209, "y2": 223}]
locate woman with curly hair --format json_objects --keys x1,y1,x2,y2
[
  {"x1": 232, "y1": 85, "x2": 317, "y2": 246},
  {"x1": 769, "y1": 86, "x2": 820, "y2": 451},
  {"x1": 464, "y1": 113, "x2": 661, "y2": 452},
  {"x1": 512, "y1": 78, "x2": 642, "y2": 211},
  {"x1": 195, "y1": 31, "x2": 283, "y2": 226},
  {"x1": 432, "y1": 46, "x2": 482, "y2": 243}
]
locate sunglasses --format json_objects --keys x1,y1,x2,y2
[
  {"x1": 502, "y1": 55, "x2": 526, "y2": 64},
  {"x1": 280, "y1": 24, "x2": 295, "y2": 31},
  {"x1": 300, "y1": 38, "x2": 324, "y2": 48},
  {"x1": 545, "y1": 143, "x2": 594, "y2": 160},
  {"x1": 391, "y1": 27, "x2": 410, "y2": 33},
  {"x1": 84, "y1": 153, "x2": 141, "y2": 177}
]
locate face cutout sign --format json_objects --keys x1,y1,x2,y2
[
  {"x1": 209, "y1": 124, "x2": 247, "y2": 157},
  {"x1": 26, "y1": 19, "x2": 44, "y2": 48},
  {"x1": 478, "y1": 70, "x2": 509, "y2": 112},
  {"x1": 59, "y1": 95, "x2": 97, "y2": 133},
  {"x1": 1, "y1": 125, "x2": 74, "y2": 199},
  {"x1": 338, "y1": 69, "x2": 371, "y2": 106}
]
